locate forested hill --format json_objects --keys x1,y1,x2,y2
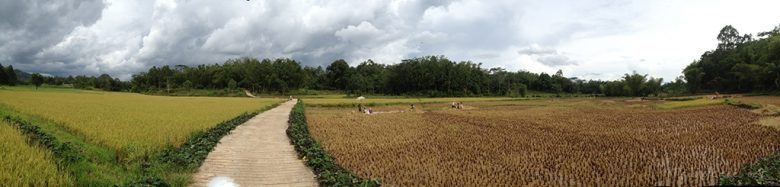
[
  {"x1": 11, "y1": 24, "x2": 780, "y2": 97},
  {"x1": 683, "y1": 24, "x2": 780, "y2": 93}
]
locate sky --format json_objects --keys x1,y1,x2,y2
[{"x1": 1, "y1": 0, "x2": 779, "y2": 81}]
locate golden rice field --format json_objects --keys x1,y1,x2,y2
[
  {"x1": 0, "y1": 88, "x2": 280, "y2": 160},
  {"x1": 0, "y1": 121, "x2": 73, "y2": 186},
  {"x1": 306, "y1": 99, "x2": 780, "y2": 186}
]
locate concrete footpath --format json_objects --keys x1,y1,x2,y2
[{"x1": 191, "y1": 99, "x2": 317, "y2": 187}]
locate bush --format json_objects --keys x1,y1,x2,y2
[
  {"x1": 719, "y1": 150, "x2": 780, "y2": 185},
  {"x1": 287, "y1": 100, "x2": 381, "y2": 186}
]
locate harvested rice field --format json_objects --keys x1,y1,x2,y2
[{"x1": 306, "y1": 99, "x2": 780, "y2": 186}]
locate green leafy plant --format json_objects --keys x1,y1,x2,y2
[{"x1": 719, "y1": 150, "x2": 780, "y2": 186}]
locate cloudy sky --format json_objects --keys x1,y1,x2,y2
[{"x1": 1, "y1": 0, "x2": 779, "y2": 81}]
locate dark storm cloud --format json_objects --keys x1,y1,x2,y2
[
  {"x1": 0, "y1": 0, "x2": 105, "y2": 74},
  {"x1": 0, "y1": 0, "x2": 571, "y2": 79}
]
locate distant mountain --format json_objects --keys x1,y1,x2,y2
[{"x1": 15, "y1": 69, "x2": 31, "y2": 82}]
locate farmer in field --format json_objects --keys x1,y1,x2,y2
[
  {"x1": 357, "y1": 103, "x2": 364, "y2": 112},
  {"x1": 451, "y1": 102, "x2": 456, "y2": 108},
  {"x1": 410, "y1": 104, "x2": 416, "y2": 110}
]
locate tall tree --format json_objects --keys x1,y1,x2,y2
[
  {"x1": 302, "y1": 66, "x2": 325, "y2": 90},
  {"x1": 326, "y1": 59, "x2": 351, "y2": 90},
  {"x1": 644, "y1": 77, "x2": 664, "y2": 96},
  {"x1": 717, "y1": 25, "x2": 742, "y2": 50},
  {"x1": 30, "y1": 73, "x2": 44, "y2": 89},
  {"x1": 683, "y1": 61, "x2": 704, "y2": 93},
  {"x1": 623, "y1": 71, "x2": 647, "y2": 96},
  {"x1": 5, "y1": 65, "x2": 17, "y2": 86},
  {"x1": 272, "y1": 58, "x2": 304, "y2": 93},
  {"x1": 227, "y1": 79, "x2": 237, "y2": 90},
  {"x1": 0, "y1": 64, "x2": 7, "y2": 85},
  {"x1": 350, "y1": 59, "x2": 387, "y2": 94}
]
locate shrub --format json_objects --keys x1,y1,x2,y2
[{"x1": 719, "y1": 150, "x2": 780, "y2": 185}]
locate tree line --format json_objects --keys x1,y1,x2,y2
[
  {"x1": 0, "y1": 64, "x2": 18, "y2": 86},
  {"x1": 2, "y1": 63, "x2": 129, "y2": 90},
  {"x1": 4, "y1": 56, "x2": 667, "y2": 97},
  {"x1": 0, "y1": 54, "x2": 687, "y2": 98},
  {"x1": 683, "y1": 24, "x2": 780, "y2": 93},
  {"x1": 124, "y1": 55, "x2": 664, "y2": 97},
  {"x1": 129, "y1": 58, "x2": 305, "y2": 93}
]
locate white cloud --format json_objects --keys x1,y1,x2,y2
[{"x1": 335, "y1": 21, "x2": 384, "y2": 43}]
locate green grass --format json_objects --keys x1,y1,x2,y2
[{"x1": 654, "y1": 98, "x2": 724, "y2": 109}]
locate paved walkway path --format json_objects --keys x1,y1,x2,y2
[{"x1": 191, "y1": 99, "x2": 317, "y2": 187}]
